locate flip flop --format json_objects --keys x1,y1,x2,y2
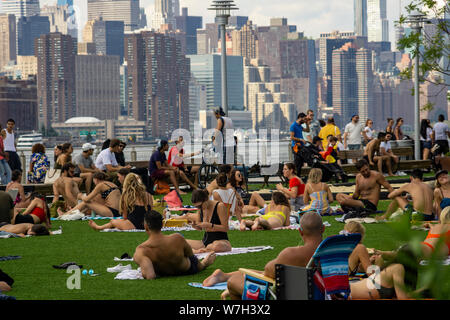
[{"x1": 120, "y1": 253, "x2": 131, "y2": 260}]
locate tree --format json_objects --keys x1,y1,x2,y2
[{"x1": 397, "y1": 0, "x2": 449, "y2": 101}]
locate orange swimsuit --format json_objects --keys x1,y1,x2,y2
[{"x1": 422, "y1": 230, "x2": 450, "y2": 252}]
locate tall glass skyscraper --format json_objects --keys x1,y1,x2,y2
[
  {"x1": 354, "y1": 0, "x2": 368, "y2": 37},
  {"x1": 367, "y1": 0, "x2": 389, "y2": 42},
  {"x1": 0, "y1": 0, "x2": 40, "y2": 18}
]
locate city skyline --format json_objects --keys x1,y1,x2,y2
[{"x1": 34, "y1": 0, "x2": 411, "y2": 41}]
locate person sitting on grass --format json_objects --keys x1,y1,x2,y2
[
  {"x1": 12, "y1": 194, "x2": 51, "y2": 229},
  {"x1": 0, "y1": 223, "x2": 50, "y2": 237},
  {"x1": 211, "y1": 173, "x2": 242, "y2": 221},
  {"x1": 133, "y1": 210, "x2": 217, "y2": 279},
  {"x1": 351, "y1": 244, "x2": 425, "y2": 300},
  {"x1": 149, "y1": 140, "x2": 196, "y2": 195},
  {"x1": 185, "y1": 189, "x2": 231, "y2": 254},
  {"x1": 336, "y1": 159, "x2": 393, "y2": 213},
  {"x1": 239, "y1": 192, "x2": 291, "y2": 231},
  {"x1": 377, "y1": 169, "x2": 434, "y2": 221},
  {"x1": 58, "y1": 172, "x2": 121, "y2": 218},
  {"x1": 301, "y1": 168, "x2": 333, "y2": 215},
  {"x1": 343, "y1": 221, "x2": 372, "y2": 276},
  {"x1": 201, "y1": 212, "x2": 324, "y2": 300},
  {"x1": 276, "y1": 163, "x2": 305, "y2": 211},
  {"x1": 206, "y1": 164, "x2": 233, "y2": 195},
  {"x1": 6, "y1": 170, "x2": 31, "y2": 209},
  {"x1": 88, "y1": 173, "x2": 153, "y2": 231},
  {"x1": 52, "y1": 163, "x2": 80, "y2": 210},
  {"x1": 420, "y1": 206, "x2": 450, "y2": 259}
]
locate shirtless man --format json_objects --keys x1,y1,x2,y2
[
  {"x1": 133, "y1": 210, "x2": 217, "y2": 279},
  {"x1": 0, "y1": 223, "x2": 50, "y2": 237},
  {"x1": 336, "y1": 159, "x2": 393, "y2": 212},
  {"x1": 52, "y1": 163, "x2": 80, "y2": 209},
  {"x1": 201, "y1": 212, "x2": 324, "y2": 300},
  {"x1": 363, "y1": 132, "x2": 391, "y2": 175},
  {"x1": 377, "y1": 169, "x2": 434, "y2": 221}
]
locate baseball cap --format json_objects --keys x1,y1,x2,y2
[
  {"x1": 82, "y1": 143, "x2": 95, "y2": 152},
  {"x1": 435, "y1": 170, "x2": 448, "y2": 180},
  {"x1": 312, "y1": 136, "x2": 323, "y2": 144}
]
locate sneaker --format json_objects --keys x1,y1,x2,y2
[{"x1": 107, "y1": 263, "x2": 132, "y2": 273}]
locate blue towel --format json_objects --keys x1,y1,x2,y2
[
  {"x1": 188, "y1": 282, "x2": 228, "y2": 291},
  {"x1": 0, "y1": 256, "x2": 21, "y2": 261}
]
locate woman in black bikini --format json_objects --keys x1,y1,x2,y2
[
  {"x1": 58, "y1": 172, "x2": 121, "y2": 217},
  {"x1": 88, "y1": 173, "x2": 153, "y2": 231},
  {"x1": 185, "y1": 189, "x2": 232, "y2": 254},
  {"x1": 350, "y1": 245, "x2": 424, "y2": 299}
]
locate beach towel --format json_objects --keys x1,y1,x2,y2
[
  {"x1": 100, "y1": 225, "x2": 196, "y2": 233},
  {"x1": 420, "y1": 256, "x2": 450, "y2": 266},
  {"x1": 0, "y1": 256, "x2": 21, "y2": 262},
  {"x1": 188, "y1": 282, "x2": 228, "y2": 291},
  {"x1": 195, "y1": 246, "x2": 273, "y2": 260},
  {"x1": 55, "y1": 210, "x2": 85, "y2": 221},
  {"x1": 114, "y1": 268, "x2": 144, "y2": 280},
  {"x1": 0, "y1": 231, "x2": 21, "y2": 239}
]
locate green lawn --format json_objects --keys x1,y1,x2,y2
[{"x1": 2, "y1": 198, "x2": 434, "y2": 300}]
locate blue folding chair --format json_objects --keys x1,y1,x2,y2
[{"x1": 240, "y1": 233, "x2": 362, "y2": 300}]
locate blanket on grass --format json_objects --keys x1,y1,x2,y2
[{"x1": 188, "y1": 282, "x2": 228, "y2": 291}]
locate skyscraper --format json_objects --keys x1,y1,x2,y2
[
  {"x1": 0, "y1": 14, "x2": 16, "y2": 70},
  {"x1": 175, "y1": 7, "x2": 202, "y2": 55},
  {"x1": 87, "y1": 0, "x2": 140, "y2": 32},
  {"x1": 35, "y1": 33, "x2": 77, "y2": 129},
  {"x1": 75, "y1": 55, "x2": 120, "y2": 120},
  {"x1": 354, "y1": 0, "x2": 368, "y2": 37},
  {"x1": 83, "y1": 18, "x2": 125, "y2": 63},
  {"x1": 356, "y1": 48, "x2": 373, "y2": 125},
  {"x1": 17, "y1": 16, "x2": 50, "y2": 56},
  {"x1": 188, "y1": 54, "x2": 244, "y2": 111},
  {"x1": 125, "y1": 31, "x2": 190, "y2": 137},
  {"x1": 41, "y1": 5, "x2": 78, "y2": 39},
  {"x1": 231, "y1": 20, "x2": 258, "y2": 60},
  {"x1": 0, "y1": 0, "x2": 40, "y2": 18},
  {"x1": 367, "y1": 0, "x2": 389, "y2": 42},
  {"x1": 152, "y1": 0, "x2": 178, "y2": 30}
]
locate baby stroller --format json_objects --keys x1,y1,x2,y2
[{"x1": 299, "y1": 143, "x2": 348, "y2": 183}]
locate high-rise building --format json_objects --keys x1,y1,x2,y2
[
  {"x1": 83, "y1": 18, "x2": 125, "y2": 63},
  {"x1": 0, "y1": 0, "x2": 40, "y2": 18},
  {"x1": 17, "y1": 16, "x2": 50, "y2": 56},
  {"x1": 119, "y1": 62, "x2": 128, "y2": 116},
  {"x1": 75, "y1": 55, "x2": 120, "y2": 120},
  {"x1": 35, "y1": 33, "x2": 77, "y2": 129},
  {"x1": 0, "y1": 76, "x2": 37, "y2": 131},
  {"x1": 356, "y1": 48, "x2": 373, "y2": 124},
  {"x1": 228, "y1": 16, "x2": 248, "y2": 30},
  {"x1": 139, "y1": 7, "x2": 147, "y2": 29},
  {"x1": 87, "y1": 0, "x2": 140, "y2": 32},
  {"x1": 231, "y1": 20, "x2": 258, "y2": 60},
  {"x1": 197, "y1": 23, "x2": 219, "y2": 54},
  {"x1": 279, "y1": 37, "x2": 318, "y2": 112},
  {"x1": 152, "y1": 0, "x2": 177, "y2": 30},
  {"x1": 188, "y1": 77, "x2": 207, "y2": 130},
  {"x1": 188, "y1": 54, "x2": 244, "y2": 111},
  {"x1": 256, "y1": 18, "x2": 299, "y2": 80},
  {"x1": 125, "y1": 31, "x2": 190, "y2": 138},
  {"x1": 41, "y1": 5, "x2": 78, "y2": 38},
  {"x1": 354, "y1": 0, "x2": 368, "y2": 37},
  {"x1": 175, "y1": 7, "x2": 202, "y2": 55},
  {"x1": 367, "y1": 0, "x2": 389, "y2": 42},
  {"x1": 0, "y1": 14, "x2": 16, "y2": 70}
]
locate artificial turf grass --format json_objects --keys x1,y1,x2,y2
[{"x1": 1, "y1": 200, "x2": 427, "y2": 300}]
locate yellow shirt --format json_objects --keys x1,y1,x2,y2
[{"x1": 319, "y1": 124, "x2": 341, "y2": 150}]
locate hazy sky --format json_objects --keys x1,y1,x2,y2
[{"x1": 39, "y1": 0, "x2": 410, "y2": 41}]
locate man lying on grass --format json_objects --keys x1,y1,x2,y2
[
  {"x1": 133, "y1": 210, "x2": 216, "y2": 279},
  {"x1": 201, "y1": 212, "x2": 324, "y2": 299},
  {"x1": 0, "y1": 223, "x2": 50, "y2": 237}
]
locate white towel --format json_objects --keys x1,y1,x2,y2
[
  {"x1": 420, "y1": 256, "x2": 450, "y2": 266},
  {"x1": 114, "y1": 268, "x2": 144, "y2": 280},
  {"x1": 58, "y1": 210, "x2": 85, "y2": 221},
  {"x1": 101, "y1": 225, "x2": 196, "y2": 233},
  {"x1": 195, "y1": 246, "x2": 273, "y2": 260}
]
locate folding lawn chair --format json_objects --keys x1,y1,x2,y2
[{"x1": 239, "y1": 233, "x2": 362, "y2": 300}]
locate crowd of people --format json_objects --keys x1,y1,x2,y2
[{"x1": 0, "y1": 112, "x2": 449, "y2": 301}]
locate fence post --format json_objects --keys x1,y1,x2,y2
[
  {"x1": 131, "y1": 146, "x2": 137, "y2": 162},
  {"x1": 288, "y1": 143, "x2": 293, "y2": 162},
  {"x1": 20, "y1": 151, "x2": 26, "y2": 183}
]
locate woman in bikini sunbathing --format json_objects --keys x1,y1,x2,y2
[
  {"x1": 421, "y1": 206, "x2": 450, "y2": 259},
  {"x1": 239, "y1": 192, "x2": 291, "y2": 231},
  {"x1": 350, "y1": 244, "x2": 425, "y2": 300},
  {"x1": 344, "y1": 221, "x2": 372, "y2": 277}
]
